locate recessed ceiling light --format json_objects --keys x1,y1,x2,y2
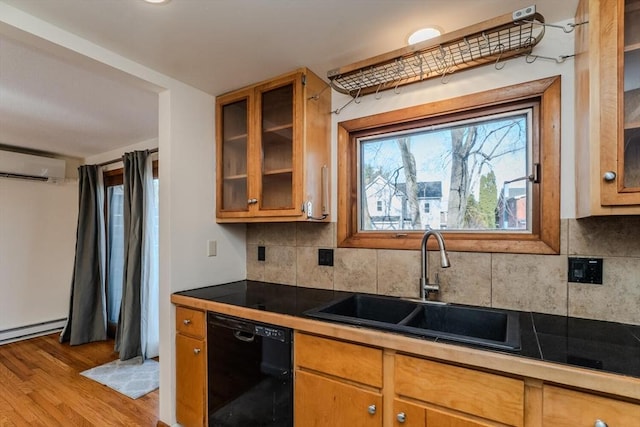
[
  {"x1": 408, "y1": 27, "x2": 442, "y2": 45},
  {"x1": 143, "y1": 0, "x2": 171, "y2": 4}
]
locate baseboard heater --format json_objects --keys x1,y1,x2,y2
[{"x1": 0, "y1": 318, "x2": 66, "y2": 345}]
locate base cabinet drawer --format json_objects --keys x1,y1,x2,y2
[
  {"x1": 295, "y1": 332, "x2": 383, "y2": 387},
  {"x1": 395, "y1": 354, "x2": 524, "y2": 426},
  {"x1": 176, "y1": 306, "x2": 205, "y2": 338},
  {"x1": 542, "y1": 385, "x2": 640, "y2": 427}
]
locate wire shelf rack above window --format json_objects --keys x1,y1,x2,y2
[{"x1": 327, "y1": 7, "x2": 546, "y2": 97}]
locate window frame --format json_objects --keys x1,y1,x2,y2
[{"x1": 337, "y1": 76, "x2": 560, "y2": 254}]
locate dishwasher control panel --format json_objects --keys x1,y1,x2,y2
[{"x1": 255, "y1": 325, "x2": 288, "y2": 342}]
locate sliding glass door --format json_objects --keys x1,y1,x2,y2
[{"x1": 104, "y1": 165, "x2": 158, "y2": 338}]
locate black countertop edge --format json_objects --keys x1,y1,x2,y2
[{"x1": 175, "y1": 280, "x2": 640, "y2": 379}]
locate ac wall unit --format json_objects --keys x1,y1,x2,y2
[{"x1": 0, "y1": 149, "x2": 66, "y2": 181}]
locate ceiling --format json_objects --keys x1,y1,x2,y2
[{"x1": 0, "y1": 0, "x2": 579, "y2": 158}]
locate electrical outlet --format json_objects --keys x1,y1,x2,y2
[
  {"x1": 568, "y1": 257, "x2": 603, "y2": 284},
  {"x1": 258, "y1": 246, "x2": 266, "y2": 261},
  {"x1": 318, "y1": 248, "x2": 334, "y2": 266},
  {"x1": 512, "y1": 5, "x2": 536, "y2": 21}
]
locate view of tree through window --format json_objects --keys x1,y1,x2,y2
[{"x1": 359, "y1": 109, "x2": 531, "y2": 232}]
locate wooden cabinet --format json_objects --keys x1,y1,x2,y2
[
  {"x1": 175, "y1": 307, "x2": 206, "y2": 427},
  {"x1": 575, "y1": 0, "x2": 640, "y2": 216},
  {"x1": 293, "y1": 333, "x2": 525, "y2": 427},
  {"x1": 542, "y1": 385, "x2": 640, "y2": 426},
  {"x1": 394, "y1": 354, "x2": 524, "y2": 427},
  {"x1": 296, "y1": 370, "x2": 383, "y2": 427},
  {"x1": 216, "y1": 68, "x2": 331, "y2": 222},
  {"x1": 294, "y1": 333, "x2": 383, "y2": 427}
]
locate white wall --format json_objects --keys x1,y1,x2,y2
[
  {"x1": 0, "y1": 4, "x2": 247, "y2": 424},
  {"x1": 330, "y1": 21, "x2": 576, "y2": 219},
  {"x1": 158, "y1": 84, "x2": 247, "y2": 423},
  {"x1": 0, "y1": 178, "x2": 77, "y2": 331}
]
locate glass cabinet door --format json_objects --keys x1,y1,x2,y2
[
  {"x1": 623, "y1": 0, "x2": 640, "y2": 190},
  {"x1": 220, "y1": 98, "x2": 249, "y2": 211},
  {"x1": 259, "y1": 82, "x2": 294, "y2": 210}
]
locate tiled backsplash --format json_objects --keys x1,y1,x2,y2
[{"x1": 246, "y1": 217, "x2": 640, "y2": 325}]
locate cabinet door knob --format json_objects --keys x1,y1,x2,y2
[
  {"x1": 594, "y1": 420, "x2": 608, "y2": 427},
  {"x1": 193, "y1": 348, "x2": 201, "y2": 355},
  {"x1": 367, "y1": 404, "x2": 377, "y2": 415},
  {"x1": 396, "y1": 412, "x2": 406, "y2": 423},
  {"x1": 247, "y1": 198, "x2": 258, "y2": 204},
  {"x1": 183, "y1": 319, "x2": 191, "y2": 325},
  {"x1": 603, "y1": 171, "x2": 616, "y2": 182}
]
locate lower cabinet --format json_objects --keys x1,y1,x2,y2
[
  {"x1": 542, "y1": 385, "x2": 640, "y2": 427},
  {"x1": 171, "y1": 312, "x2": 640, "y2": 427},
  {"x1": 296, "y1": 370, "x2": 382, "y2": 427},
  {"x1": 294, "y1": 333, "x2": 383, "y2": 427},
  {"x1": 175, "y1": 307, "x2": 206, "y2": 427},
  {"x1": 294, "y1": 333, "x2": 524, "y2": 427}
]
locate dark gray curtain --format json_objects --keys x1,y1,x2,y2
[
  {"x1": 60, "y1": 165, "x2": 107, "y2": 345},
  {"x1": 114, "y1": 151, "x2": 148, "y2": 361}
]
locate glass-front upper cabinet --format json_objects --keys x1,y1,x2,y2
[
  {"x1": 258, "y1": 81, "x2": 295, "y2": 211},
  {"x1": 218, "y1": 91, "x2": 250, "y2": 212},
  {"x1": 623, "y1": 0, "x2": 640, "y2": 191},
  {"x1": 575, "y1": 0, "x2": 640, "y2": 216},
  {"x1": 216, "y1": 68, "x2": 331, "y2": 222}
]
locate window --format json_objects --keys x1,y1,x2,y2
[
  {"x1": 337, "y1": 77, "x2": 560, "y2": 254},
  {"x1": 376, "y1": 200, "x2": 383, "y2": 212}
]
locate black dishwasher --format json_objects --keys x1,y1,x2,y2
[{"x1": 207, "y1": 313, "x2": 293, "y2": 427}]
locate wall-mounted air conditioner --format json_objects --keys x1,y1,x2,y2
[{"x1": 0, "y1": 149, "x2": 66, "y2": 181}]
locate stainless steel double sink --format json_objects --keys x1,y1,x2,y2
[{"x1": 305, "y1": 294, "x2": 521, "y2": 351}]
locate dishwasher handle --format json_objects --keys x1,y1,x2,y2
[
  {"x1": 209, "y1": 314, "x2": 254, "y2": 333},
  {"x1": 233, "y1": 330, "x2": 256, "y2": 342}
]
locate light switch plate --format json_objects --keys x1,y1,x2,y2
[{"x1": 207, "y1": 240, "x2": 217, "y2": 257}]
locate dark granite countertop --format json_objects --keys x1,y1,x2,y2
[{"x1": 175, "y1": 280, "x2": 640, "y2": 379}]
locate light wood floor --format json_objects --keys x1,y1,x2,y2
[{"x1": 0, "y1": 333, "x2": 159, "y2": 426}]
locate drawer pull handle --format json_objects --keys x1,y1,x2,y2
[
  {"x1": 594, "y1": 420, "x2": 608, "y2": 427},
  {"x1": 193, "y1": 348, "x2": 201, "y2": 355},
  {"x1": 367, "y1": 404, "x2": 376, "y2": 415},
  {"x1": 396, "y1": 412, "x2": 406, "y2": 423},
  {"x1": 183, "y1": 319, "x2": 191, "y2": 325}
]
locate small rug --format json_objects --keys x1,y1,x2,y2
[{"x1": 80, "y1": 358, "x2": 159, "y2": 399}]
